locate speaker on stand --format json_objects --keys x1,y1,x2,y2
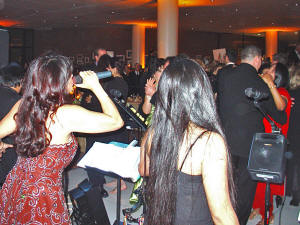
[{"x1": 246, "y1": 91, "x2": 288, "y2": 225}]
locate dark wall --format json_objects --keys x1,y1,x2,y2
[
  {"x1": 34, "y1": 25, "x2": 132, "y2": 58},
  {"x1": 146, "y1": 28, "x2": 264, "y2": 59},
  {"x1": 34, "y1": 26, "x2": 265, "y2": 60}
]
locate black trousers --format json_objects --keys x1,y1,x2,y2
[{"x1": 232, "y1": 155, "x2": 257, "y2": 225}]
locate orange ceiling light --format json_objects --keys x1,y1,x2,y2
[
  {"x1": 113, "y1": 20, "x2": 157, "y2": 28},
  {"x1": 239, "y1": 27, "x2": 300, "y2": 33},
  {"x1": 0, "y1": 19, "x2": 21, "y2": 27},
  {"x1": 178, "y1": 0, "x2": 238, "y2": 7},
  {"x1": 108, "y1": 0, "x2": 238, "y2": 7}
]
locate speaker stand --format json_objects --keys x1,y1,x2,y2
[{"x1": 264, "y1": 182, "x2": 271, "y2": 225}]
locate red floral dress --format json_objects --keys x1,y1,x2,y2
[{"x1": 0, "y1": 135, "x2": 78, "y2": 225}]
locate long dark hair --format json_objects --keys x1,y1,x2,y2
[
  {"x1": 15, "y1": 53, "x2": 73, "y2": 157},
  {"x1": 145, "y1": 56, "x2": 235, "y2": 224}
]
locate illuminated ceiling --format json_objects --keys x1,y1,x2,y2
[{"x1": 0, "y1": 0, "x2": 299, "y2": 38}]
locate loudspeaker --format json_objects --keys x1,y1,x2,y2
[{"x1": 247, "y1": 133, "x2": 287, "y2": 184}]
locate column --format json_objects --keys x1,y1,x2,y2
[
  {"x1": 157, "y1": 0, "x2": 178, "y2": 58},
  {"x1": 265, "y1": 31, "x2": 278, "y2": 61},
  {"x1": 132, "y1": 24, "x2": 145, "y2": 68}
]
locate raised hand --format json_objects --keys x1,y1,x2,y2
[{"x1": 145, "y1": 78, "x2": 156, "y2": 97}]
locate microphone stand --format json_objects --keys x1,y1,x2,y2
[
  {"x1": 253, "y1": 100, "x2": 280, "y2": 225},
  {"x1": 111, "y1": 97, "x2": 147, "y2": 132},
  {"x1": 254, "y1": 100, "x2": 280, "y2": 134}
]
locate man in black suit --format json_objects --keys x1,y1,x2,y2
[
  {"x1": 218, "y1": 45, "x2": 286, "y2": 225},
  {"x1": 0, "y1": 63, "x2": 24, "y2": 187},
  {"x1": 216, "y1": 49, "x2": 237, "y2": 107}
]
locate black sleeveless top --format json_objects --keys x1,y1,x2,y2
[{"x1": 175, "y1": 171, "x2": 213, "y2": 225}]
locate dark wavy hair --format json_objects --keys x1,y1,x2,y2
[
  {"x1": 145, "y1": 56, "x2": 235, "y2": 225},
  {"x1": 15, "y1": 53, "x2": 73, "y2": 157},
  {"x1": 95, "y1": 54, "x2": 111, "y2": 72},
  {"x1": 274, "y1": 63, "x2": 289, "y2": 89}
]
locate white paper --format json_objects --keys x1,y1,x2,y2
[
  {"x1": 213, "y1": 48, "x2": 226, "y2": 62},
  {"x1": 77, "y1": 142, "x2": 141, "y2": 182}
]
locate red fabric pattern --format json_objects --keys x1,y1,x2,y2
[
  {"x1": 0, "y1": 135, "x2": 78, "y2": 225},
  {"x1": 252, "y1": 88, "x2": 291, "y2": 219}
]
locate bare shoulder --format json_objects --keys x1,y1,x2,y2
[
  {"x1": 55, "y1": 104, "x2": 85, "y2": 119},
  {"x1": 193, "y1": 129, "x2": 227, "y2": 160},
  {"x1": 53, "y1": 104, "x2": 83, "y2": 125},
  {"x1": 192, "y1": 127, "x2": 225, "y2": 146}
]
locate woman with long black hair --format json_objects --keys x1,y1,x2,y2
[{"x1": 139, "y1": 56, "x2": 239, "y2": 225}]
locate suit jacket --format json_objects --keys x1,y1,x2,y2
[
  {"x1": 216, "y1": 63, "x2": 235, "y2": 109},
  {"x1": 218, "y1": 63, "x2": 286, "y2": 158}
]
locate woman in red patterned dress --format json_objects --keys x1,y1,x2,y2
[
  {"x1": 250, "y1": 63, "x2": 291, "y2": 224},
  {"x1": 0, "y1": 53, "x2": 123, "y2": 224}
]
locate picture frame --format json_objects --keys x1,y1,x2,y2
[
  {"x1": 76, "y1": 54, "x2": 84, "y2": 65},
  {"x1": 126, "y1": 50, "x2": 132, "y2": 59},
  {"x1": 69, "y1": 56, "x2": 75, "y2": 62},
  {"x1": 85, "y1": 56, "x2": 90, "y2": 64},
  {"x1": 116, "y1": 54, "x2": 125, "y2": 62}
]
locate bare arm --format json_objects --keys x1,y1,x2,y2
[
  {"x1": 142, "y1": 78, "x2": 156, "y2": 115},
  {"x1": 0, "y1": 100, "x2": 20, "y2": 139},
  {"x1": 59, "y1": 71, "x2": 123, "y2": 134},
  {"x1": 261, "y1": 72, "x2": 287, "y2": 111},
  {"x1": 202, "y1": 133, "x2": 239, "y2": 225},
  {"x1": 0, "y1": 101, "x2": 20, "y2": 158},
  {"x1": 138, "y1": 129, "x2": 151, "y2": 176},
  {"x1": 142, "y1": 96, "x2": 152, "y2": 115}
]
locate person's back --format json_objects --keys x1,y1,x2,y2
[
  {"x1": 174, "y1": 129, "x2": 218, "y2": 225},
  {"x1": 139, "y1": 56, "x2": 239, "y2": 225},
  {"x1": 218, "y1": 63, "x2": 269, "y2": 157},
  {"x1": 0, "y1": 53, "x2": 124, "y2": 225}
]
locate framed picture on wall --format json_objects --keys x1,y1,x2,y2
[
  {"x1": 116, "y1": 55, "x2": 125, "y2": 62},
  {"x1": 85, "y1": 57, "x2": 90, "y2": 64},
  {"x1": 69, "y1": 56, "x2": 75, "y2": 62},
  {"x1": 126, "y1": 50, "x2": 132, "y2": 59},
  {"x1": 77, "y1": 54, "x2": 84, "y2": 65}
]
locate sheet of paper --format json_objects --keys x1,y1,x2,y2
[
  {"x1": 77, "y1": 142, "x2": 140, "y2": 182},
  {"x1": 213, "y1": 48, "x2": 226, "y2": 62}
]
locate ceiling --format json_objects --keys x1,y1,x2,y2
[{"x1": 0, "y1": 0, "x2": 300, "y2": 39}]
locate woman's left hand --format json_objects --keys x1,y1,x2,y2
[
  {"x1": 260, "y1": 73, "x2": 275, "y2": 88},
  {"x1": 0, "y1": 142, "x2": 13, "y2": 158}
]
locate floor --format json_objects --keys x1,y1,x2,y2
[{"x1": 66, "y1": 167, "x2": 300, "y2": 225}]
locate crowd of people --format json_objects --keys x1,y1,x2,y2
[{"x1": 0, "y1": 43, "x2": 299, "y2": 225}]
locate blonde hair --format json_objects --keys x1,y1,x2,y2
[{"x1": 289, "y1": 64, "x2": 300, "y2": 90}]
